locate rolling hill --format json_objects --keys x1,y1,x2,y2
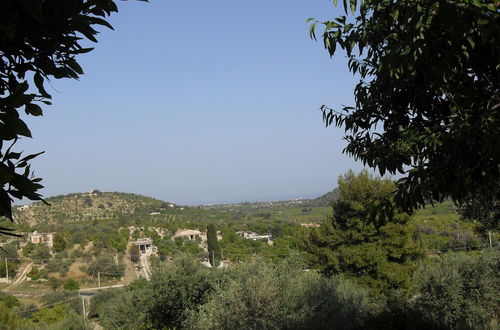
[{"x1": 13, "y1": 191, "x2": 176, "y2": 225}]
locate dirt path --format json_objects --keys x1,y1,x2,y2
[
  {"x1": 140, "y1": 254, "x2": 151, "y2": 280},
  {"x1": 79, "y1": 284, "x2": 126, "y2": 292},
  {"x1": 6, "y1": 262, "x2": 34, "y2": 290}
]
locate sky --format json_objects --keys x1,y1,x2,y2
[{"x1": 18, "y1": 0, "x2": 366, "y2": 205}]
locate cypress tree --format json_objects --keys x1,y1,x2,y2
[{"x1": 207, "y1": 224, "x2": 222, "y2": 267}]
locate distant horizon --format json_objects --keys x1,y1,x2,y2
[{"x1": 17, "y1": 1, "x2": 365, "y2": 208}]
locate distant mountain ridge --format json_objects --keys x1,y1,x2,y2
[{"x1": 203, "y1": 188, "x2": 340, "y2": 210}]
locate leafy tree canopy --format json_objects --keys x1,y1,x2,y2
[
  {"x1": 458, "y1": 187, "x2": 500, "y2": 233},
  {"x1": 311, "y1": 0, "x2": 500, "y2": 213}
]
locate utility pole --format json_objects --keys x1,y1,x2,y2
[
  {"x1": 5, "y1": 258, "x2": 8, "y2": 283},
  {"x1": 489, "y1": 231, "x2": 492, "y2": 248},
  {"x1": 98, "y1": 272, "x2": 101, "y2": 288},
  {"x1": 81, "y1": 296, "x2": 87, "y2": 329},
  {"x1": 115, "y1": 253, "x2": 118, "y2": 267}
]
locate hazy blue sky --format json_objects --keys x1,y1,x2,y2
[{"x1": 18, "y1": 0, "x2": 365, "y2": 205}]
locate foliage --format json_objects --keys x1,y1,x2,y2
[
  {"x1": 0, "y1": 294, "x2": 20, "y2": 309},
  {"x1": 86, "y1": 255, "x2": 124, "y2": 279},
  {"x1": 207, "y1": 224, "x2": 222, "y2": 267},
  {"x1": 45, "y1": 258, "x2": 72, "y2": 277},
  {"x1": 22, "y1": 241, "x2": 35, "y2": 256},
  {"x1": 89, "y1": 286, "x2": 150, "y2": 329},
  {"x1": 0, "y1": 242, "x2": 20, "y2": 277},
  {"x1": 41, "y1": 290, "x2": 81, "y2": 315},
  {"x1": 458, "y1": 188, "x2": 500, "y2": 234},
  {"x1": 48, "y1": 277, "x2": 62, "y2": 291},
  {"x1": 411, "y1": 201, "x2": 484, "y2": 252},
  {"x1": 63, "y1": 278, "x2": 79, "y2": 291},
  {"x1": 29, "y1": 303, "x2": 85, "y2": 329},
  {"x1": 129, "y1": 244, "x2": 140, "y2": 263},
  {"x1": 414, "y1": 249, "x2": 500, "y2": 329},
  {"x1": 300, "y1": 170, "x2": 424, "y2": 295},
  {"x1": 145, "y1": 255, "x2": 217, "y2": 329},
  {"x1": 0, "y1": 302, "x2": 23, "y2": 330},
  {"x1": 52, "y1": 234, "x2": 67, "y2": 253},
  {"x1": 312, "y1": 0, "x2": 500, "y2": 213},
  {"x1": 32, "y1": 244, "x2": 51, "y2": 262},
  {"x1": 27, "y1": 265, "x2": 42, "y2": 280},
  {"x1": 188, "y1": 258, "x2": 373, "y2": 330}
]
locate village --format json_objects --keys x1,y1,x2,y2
[{"x1": 0, "y1": 226, "x2": 277, "y2": 291}]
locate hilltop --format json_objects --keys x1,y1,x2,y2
[
  {"x1": 11, "y1": 187, "x2": 342, "y2": 226},
  {"x1": 13, "y1": 191, "x2": 177, "y2": 225}
]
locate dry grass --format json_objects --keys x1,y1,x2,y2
[{"x1": 67, "y1": 261, "x2": 88, "y2": 279}]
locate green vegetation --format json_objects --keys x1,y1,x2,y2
[
  {"x1": 313, "y1": 0, "x2": 500, "y2": 213},
  {"x1": 85, "y1": 250, "x2": 499, "y2": 329},
  {"x1": 207, "y1": 224, "x2": 222, "y2": 267},
  {"x1": 414, "y1": 250, "x2": 499, "y2": 329},
  {"x1": 63, "y1": 279, "x2": 79, "y2": 291},
  {"x1": 0, "y1": 176, "x2": 495, "y2": 329},
  {"x1": 300, "y1": 171, "x2": 424, "y2": 295}
]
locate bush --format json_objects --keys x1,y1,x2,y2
[
  {"x1": 40, "y1": 290, "x2": 82, "y2": 315},
  {"x1": 414, "y1": 249, "x2": 500, "y2": 329},
  {"x1": 89, "y1": 287, "x2": 150, "y2": 329},
  {"x1": 48, "y1": 277, "x2": 62, "y2": 291},
  {"x1": 63, "y1": 279, "x2": 80, "y2": 291},
  {"x1": 145, "y1": 254, "x2": 217, "y2": 329},
  {"x1": 0, "y1": 294, "x2": 20, "y2": 309},
  {"x1": 188, "y1": 258, "x2": 373, "y2": 330},
  {"x1": 0, "y1": 302, "x2": 23, "y2": 329}
]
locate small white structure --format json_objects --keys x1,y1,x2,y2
[
  {"x1": 237, "y1": 231, "x2": 273, "y2": 245},
  {"x1": 133, "y1": 238, "x2": 156, "y2": 256},
  {"x1": 174, "y1": 229, "x2": 203, "y2": 241},
  {"x1": 28, "y1": 231, "x2": 54, "y2": 248},
  {"x1": 301, "y1": 223, "x2": 321, "y2": 228}
]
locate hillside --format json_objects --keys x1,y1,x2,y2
[
  {"x1": 306, "y1": 188, "x2": 340, "y2": 207},
  {"x1": 12, "y1": 191, "x2": 176, "y2": 225}
]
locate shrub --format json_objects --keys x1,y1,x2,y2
[
  {"x1": 0, "y1": 302, "x2": 23, "y2": 329},
  {"x1": 145, "y1": 255, "x2": 217, "y2": 329},
  {"x1": 414, "y1": 249, "x2": 499, "y2": 329},
  {"x1": 189, "y1": 258, "x2": 373, "y2": 330},
  {"x1": 63, "y1": 279, "x2": 80, "y2": 291}
]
